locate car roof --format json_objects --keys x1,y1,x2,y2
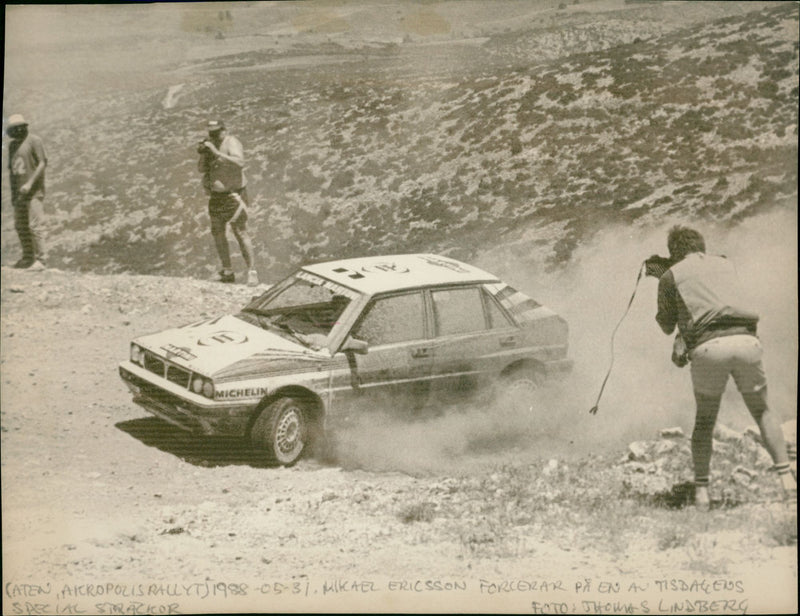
[{"x1": 301, "y1": 253, "x2": 500, "y2": 296}]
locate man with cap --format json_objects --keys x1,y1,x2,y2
[
  {"x1": 197, "y1": 119, "x2": 258, "y2": 285},
  {"x1": 5, "y1": 114, "x2": 48, "y2": 270}
]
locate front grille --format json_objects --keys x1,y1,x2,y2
[
  {"x1": 144, "y1": 353, "x2": 165, "y2": 377},
  {"x1": 167, "y1": 365, "x2": 191, "y2": 388},
  {"x1": 142, "y1": 351, "x2": 191, "y2": 390}
]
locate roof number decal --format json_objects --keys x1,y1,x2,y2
[
  {"x1": 362, "y1": 262, "x2": 409, "y2": 274},
  {"x1": 197, "y1": 331, "x2": 248, "y2": 346},
  {"x1": 332, "y1": 267, "x2": 365, "y2": 279},
  {"x1": 333, "y1": 263, "x2": 410, "y2": 279}
]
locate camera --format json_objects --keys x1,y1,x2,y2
[
  {"x1": 197, "y1": 140, "x2": 210, "y2": 154},
  {"x1": 644, "y1": 254, "x2": 674, "y2": 278}
]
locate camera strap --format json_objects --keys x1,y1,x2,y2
[{"x1": 589, "y1": 261, "x2": 647, "y2": 415}]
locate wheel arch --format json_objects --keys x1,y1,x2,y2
[
  {"x1": 499, "y1": 358, "x2": 547, "y2": 380},
  {"x1": 247, "y1": 385, "x2": 325, "y2": 435}
]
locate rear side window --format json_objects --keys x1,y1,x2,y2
[
  {"x1": 353, "y1": 292, "x2": 424, "y2": 345},
  {"x1": 485, "y1": 293, "x2": 514, "y2": 329},
  {"x1": 432, "y1": 287, "x2": 486, "y2": 336}
]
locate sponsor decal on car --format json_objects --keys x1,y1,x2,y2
[
  {"x1": 296, "y1": 270, "x2": 361, "y2": 299},
  {"x1": 161, "y1": 343, "x2": 198, "y2": 361},
  {"x1": 197, "y1": 331, "x2": 248, "y2": 346},
  {"x1": 215, "y1": 386, "x2": 270, "y2": 400},
  {"x1": 418, "y1": 254, "x2": 471, "y2": 273}
]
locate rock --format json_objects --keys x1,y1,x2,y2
[
  {"x1": 542, "y1": 458, "x2": 559, "y2": 476},
  {"x1": 653, "y1": 440, "x2": 677, "y2": 456},
  {"x1": 713, "y1": 423, "x2": 742, "y2": 443},
  {"x1": 743, "y1": 426, "x2": 762, "y2": 444},
  {"x1": 626, "y1": 462, "x2": 647, "y2": 473},
  {"x1": 732, "y1": 466, "x2": 758, "y2": 483},
  {"x1": 623, "y1": 473, "x2": 670, "y2": 497},
  {"x1": 628, "y1": 441, "x2": 650, "y2": 462},
  {"x1": 660, "y1": 427, "x2": 685, "y2": 439}
]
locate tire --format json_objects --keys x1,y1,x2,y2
[
  {"x1": 497, "y1": 367, "x2": 544, "y2": 415},
  {"x1": 250, "y1": 397, "x2": 309, "y2": 466}
]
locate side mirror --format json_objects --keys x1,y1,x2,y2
[{"x1": 341, "y1": 337, "x2": 368, "y2": 355}]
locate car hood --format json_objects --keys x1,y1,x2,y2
[{"x1": 133, "y1": 314, "x2": 330, "y2": 377}]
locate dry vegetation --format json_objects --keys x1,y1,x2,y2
[{"x1": 2, "y1": 2, "x2": 797, "y2": 281}]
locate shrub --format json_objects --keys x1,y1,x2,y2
[{"x1": 398, "y1": 502, "x2": 436, "y2": 524}]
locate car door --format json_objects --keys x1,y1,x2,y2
[
  {"x1": 427, "y1": 285, "x2": 518, "y2": 404},
  {"x1": 335, "y1": 290, "x2": 434, "y2": 416}
]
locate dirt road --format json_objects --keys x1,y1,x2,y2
[{"x1": 1, "y1": 266, "x2": 797, "y2": 614}]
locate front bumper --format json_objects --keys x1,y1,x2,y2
[{"x1": 119, "y1": 362, "x2": 254, "y2": 437}]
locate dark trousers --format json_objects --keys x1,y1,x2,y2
[{"x1": 13, "y1": 196, "x2": 47, "y2": 263}]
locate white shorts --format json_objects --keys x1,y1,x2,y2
[{"x1": 689, "y1": 334, "x2": 766, "y2": 397}]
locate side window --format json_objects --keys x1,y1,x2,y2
[
  {"x1": 485, "y1": 292, "x2": 514, "y2": 329},
  {"x1": 353, "y1": 292, "x2": 424, "y2": 345},
  {"x1": 432, "y1": 287, "x2": 486, "y2": 337}
]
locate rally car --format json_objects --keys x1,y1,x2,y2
[{"x1": 119, "y1": 254, "x2": 572, "y2": 465}]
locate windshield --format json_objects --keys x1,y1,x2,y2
[{"x1": 238, "y1": 271, "x2": 358, "y2": 350}]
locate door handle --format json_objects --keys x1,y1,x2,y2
[
  {"x1": 499, "y1": 336, "x2": 517, "y2": 347},
  {"x1": 411, "y1": 347, "x2": 430, "y2": 358}
]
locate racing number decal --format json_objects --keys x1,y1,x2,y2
[
  {"x1": 362, "y1": 263, "x2": 410, "y2": 274},
  {"x1": 197, "y1": 331, "x2": 248, "y2": 346},
  {"x1": 332, "y1": 267, "x2": 365, "y2": 280},
  {"x1": 333, "y1": 263, "x2": 410, "y2": 279}
]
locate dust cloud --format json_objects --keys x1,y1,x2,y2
[{"x1": 328, "y1": 209, "x2": 797, "y2": 475}]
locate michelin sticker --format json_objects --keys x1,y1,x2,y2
[{"x1": 216, "y1": 387, "x2": 269, "y2": 400}]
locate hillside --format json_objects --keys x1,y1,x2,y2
[{"x1": 2, "y1": 1, "x2": 797, "y2": 281}]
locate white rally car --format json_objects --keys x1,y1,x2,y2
[{"x1": 119, "y1": 254, "x2": 572, "y2": 465}]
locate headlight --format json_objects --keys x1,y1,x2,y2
[
  {"x1": 130, "y1": 344, "x2": 144, "y2": 365},
  {"x1": 191, "y1": 376, "x2": 214, "y2": 398}
]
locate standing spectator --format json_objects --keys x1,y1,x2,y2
[
  {"x1": 197, "y1": 119, "x2": 258, "y2": 286},
  {"x1": 655, "y1": 225, "x2": 796, "y2": 510},
  {"x1": 6, "y1": 114, "x2": 47, "y2": 270}
]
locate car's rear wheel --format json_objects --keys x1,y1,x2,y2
[
  {"x1": 251, "y1": 397, "x2": 309, "y2": 466},
  {"x1": 497, "y1": 367, "x2": 545, "y2": 415}
]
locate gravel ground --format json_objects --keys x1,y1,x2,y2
[{"x1": 1, "y1": 266, "x2": 796, "y2": 614}]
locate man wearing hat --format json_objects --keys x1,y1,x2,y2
[
  {"x1": 197, "y1": 119, "x2": 258, "y2": 286},
  {"x1": 5, "y1": 114, "x2": 48, "y2": 270}
]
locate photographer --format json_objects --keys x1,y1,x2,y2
[
  {"x1": 198, "y1": 119, "x2": 258, "y2": 286},
  {"x1": 653, "y1": 226, "x2": 796, "y2": 510}
]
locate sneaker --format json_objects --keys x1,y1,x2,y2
[
  {"x1": 27, "y1": 260, "x2": 46, "y2": 271},
  {"x1": 247, "y1": 269, "x2": 259, "y2": 287},
  {"x1": 13, "y1": 258, "x2": 33, "y2": 269},
  {"x1": 214, "y1": 270, "x2": 235, "y2": 283}
]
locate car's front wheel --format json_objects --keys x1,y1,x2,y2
[{"x1": 251, "y1": 397, "x2": 309, "y2": 466}]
